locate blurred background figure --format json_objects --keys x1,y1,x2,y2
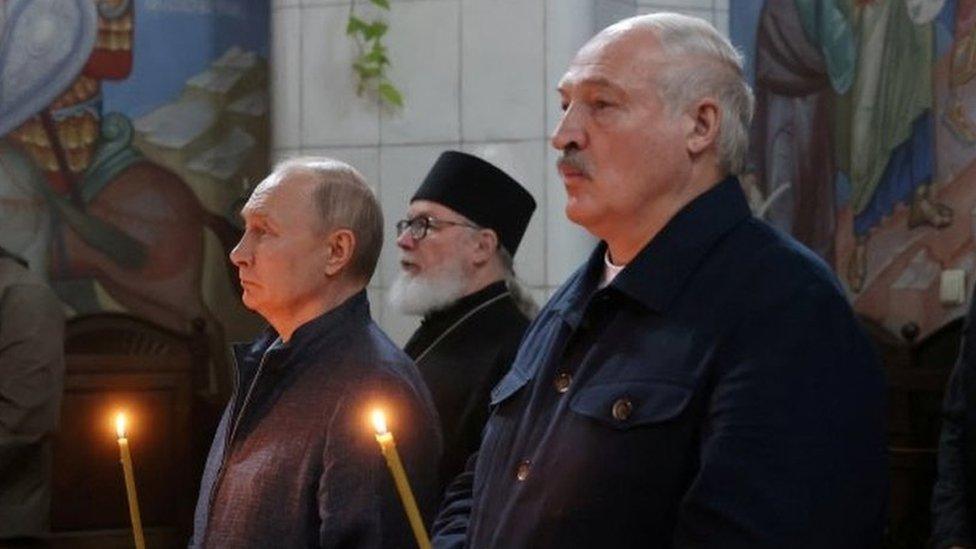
[{"x1": 0, "y1": 246, "x2": 65, "y2": 547}]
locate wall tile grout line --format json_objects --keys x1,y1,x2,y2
[
  {"x1": 298, "y1": 5, "x2": 306, "y2": 151},
  {"x1": 457, "y1": 0, "x2": 464, "y2": 145},
  {"x1": 541, "y1": 0, "x2": 548, "y2": 288},
  {"x1": 291, "y1": 136, "x2": 545, "y2": 151}
]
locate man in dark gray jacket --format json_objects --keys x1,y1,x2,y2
[
  {"x1": 0, "y1": 247, "x2": 65, "y2": 544},
  {"x1": 190, "y1": 157, "x2": 441, "y2": 548}
]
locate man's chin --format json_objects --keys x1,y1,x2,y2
[
  {"x1": 240, "y1": 290, "x2": 261, "y2": 312},
  {"x1": 565, "y1": 202, "x2": 596, "y2": 229}
]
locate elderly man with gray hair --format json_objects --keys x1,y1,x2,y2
[
  {"x1": 432, "y1": 12, "x2": 887, "y2": 548},
  {"x1": 190, "y1": 157, "x2": 441, "y2": 548}
]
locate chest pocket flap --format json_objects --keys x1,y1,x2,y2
[
  {"x1": 570, "y1": 380, "x2": 693, "y2": 430},
  {"x1": 490, "y1": 369, "x2": 530, "y2": 407}
]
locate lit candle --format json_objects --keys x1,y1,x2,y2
[
  {"x1": 371, "y1": 409, "x2": 431, "y2": 549},
  {"x1": 115, "y1": 413, "x2": 146, "y2": 549}
]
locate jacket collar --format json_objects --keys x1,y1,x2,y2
[
  {"x1": 232, "y1": 289, "x2": 372, "y2": 372},
  {"x1": 554, "y1": 176, "x2": 751, "y2": 318}
]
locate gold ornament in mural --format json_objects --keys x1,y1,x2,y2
[{"x1": 10, "y1": 76, "x2": 102, "y2": 176}]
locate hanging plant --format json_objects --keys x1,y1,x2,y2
[{"x1": 346, "y1": 0, "x2": 403, "y2": 108}]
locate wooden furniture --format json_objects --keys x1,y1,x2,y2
[
  {"x1": 863, "y1": 317, "x2": 964, "y2": 548},
  {"x1": 42, "y1": 310, "x2": 967, "y2": 547},
  {"x1": 49, "y1": 313, "x2": 214, "y2": 548}
]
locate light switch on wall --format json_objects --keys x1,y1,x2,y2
[{"x1": 940, "y1": 269, "x2": 967, "y2": 307}]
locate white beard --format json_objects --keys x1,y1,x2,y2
[{"x1": 389, "y1": 261, "x2": 468, "y2": 316}]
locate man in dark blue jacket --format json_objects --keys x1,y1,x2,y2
[
  {"x1": 932, "y1": 285, "x2": 976, "y2": 549},
  {"x1": 190, "y1": 157, "x2": 441, "y2": 548},
  {"x1": 432, "y1": 12, "x2": 887, "y2": 548}
]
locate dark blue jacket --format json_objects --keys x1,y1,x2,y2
[
  {"x1": 932, "y1": 286, "x2": 976, "y2": 548},
  {"x1": 433, "y1": 177, "x2": 888, "y2": 548},
  {"x1": 190, "y1": 291, "x2": 442, "y2": 548}
]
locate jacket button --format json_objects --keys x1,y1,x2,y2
[
  {"x1": 553, "y1": 372, "x2": 572, "y2": 393},
  {"x1": 516, "y1": 460, "x2": 531, "y2": 481},
  {"x1": 612, "y1": 398, "x2": 633, "y2": 421}
]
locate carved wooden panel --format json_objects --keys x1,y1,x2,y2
[{"x1": 50, "y1": 313, "x2": 211, "y2": 547}]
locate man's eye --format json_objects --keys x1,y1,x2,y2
[
  {"x1": 593, "y1": 100, "x2": 612, "y2": 110},
  {"x1": 560, "y1": 102, "x2": 569, "y2": 112}
]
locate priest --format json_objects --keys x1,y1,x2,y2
[{"x1": 390, "y1": 151, "x2": 537, "y2": 493}]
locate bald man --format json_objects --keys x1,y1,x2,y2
[{"x1": 433, "y1": 13, "x2": 886, "y2": 548}]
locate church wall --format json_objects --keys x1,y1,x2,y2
[{"x1": 270, "y1": 0, "x2": 731, "y2": 344}]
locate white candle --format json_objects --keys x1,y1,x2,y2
[
  {"x1": 115, "y1": 413, "x2": 146, "y2": 549},
  {"x1": 371, "y1": 409, "x2": 431, "y2": 549}
]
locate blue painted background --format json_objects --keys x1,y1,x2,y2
[{"x1": 101, "y1": 0, "x2": 269, "y2": 119}]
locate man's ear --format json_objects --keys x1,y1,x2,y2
[
  {"x1": 471, "y1": 229, "x2": 499, "y2": 266},
  {"x1": 686, "y1": 97, "x2": 720, "y2": 156},
  {"x1": 324, "y1": 229, "x2": 356, "y2": 277}
]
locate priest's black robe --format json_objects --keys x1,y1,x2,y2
[{"x1": 404, "y1": 281, "x2": 530, "y2": 494}]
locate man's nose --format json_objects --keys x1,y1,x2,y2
[
  {"x1": 551, "y1": 104, "x2": 586, "y2": 151},
  {"x1": 396, "y1": 228, "x2": 415, "y2": 250},
  {"x1": 230, "y1": 235, "x2": 250, "y2": 267}
]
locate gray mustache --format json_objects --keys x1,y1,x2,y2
[{"x1": 557, "y1": 150, "x2": 591, "y2": 177}]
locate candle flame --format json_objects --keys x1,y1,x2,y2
[
  {"x1": 115, "y1": 413, "x2": 127, "y2": 439},
  {"x1": 371, "y1": 409, "x2": 388, "y2": 435}
]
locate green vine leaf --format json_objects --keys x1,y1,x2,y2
[
  {"x1": 378, "y1": 82, "x2": 403, "y2": 107},
  {"x1": 353, "y1": 61, "x2": 382, "y2": 79},
  {"x1": 364, "y1": 21, "x2": 388, "y2": 40},
  {"x1": 346, "y1": 15, "x2": 369, "y2": 35},
  {"x1": 345, "y1": 0, "x2": 403, "y2": 109},
  {"x1": 365, "y1": 45, "x2": 389, "y2": 65}
]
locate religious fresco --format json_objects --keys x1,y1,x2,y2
[
  {"x1": 731, "y1": 0, "x2": 976, "y2": 339},
  {"x1": 0, "y1": 0, "x2": 269, "y2": 396}
]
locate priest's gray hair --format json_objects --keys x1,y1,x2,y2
[
  {"x1": 497, "y1": 247, "x2": 539, "y2": 319},
  {"x1": 624, "y1": 13, "x2": 754, "y2": 175},
  {"x1": 462, "y1": 220, "x2": 538, "y2": 319},
  {"x1": 274, "y1": 156, "x2": 383, "y2": 283}
]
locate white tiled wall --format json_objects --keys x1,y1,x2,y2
[
  {"x1": 271, "y1": 6, "x2": 303, "y2": 150},
  {"x1": 460, "y1": 0, "x2": 545, "y2": 141},
  {"x1": 382, "y1": 0, "x2": 461, "y2": 144},
  {"x1": 270, "y1": 0, "x2": 730, "y2": 344},
  {"x1": 635, "y1": 0, "x2": 729, "y2": 28},
  {"x1": 300, "y1": 5, "x2": 381, "y2": 146}
]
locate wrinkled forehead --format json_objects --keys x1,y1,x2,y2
[
  {"x1": 242, "y1": 171, "x2": 314, "y2": 218},
  {"x1": 242, "y1": 176, "x2": 276, "y2": 212},
  {"x1": 559, "y1": 25, "x2": 663, "y2": 90}
]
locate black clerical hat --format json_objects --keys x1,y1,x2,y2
[{"x1": 412, "y1": 151, "x2": 536, "y2": 255}]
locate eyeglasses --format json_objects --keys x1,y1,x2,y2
[{"x1": 395, "y1": 215, "x2": 480, "y2": 241}]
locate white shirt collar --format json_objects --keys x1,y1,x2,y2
[{"x1": 599, "y1": 250, "x2": 625, "y2": 289}]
